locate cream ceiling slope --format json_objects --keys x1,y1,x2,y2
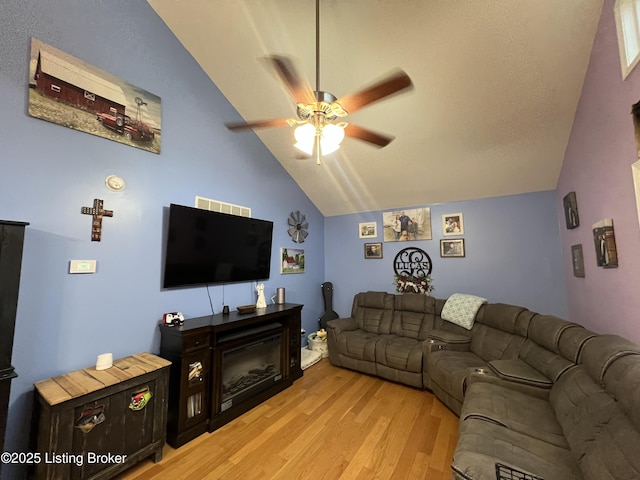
[{"x1": 147, "y1": 0, "x2": 604, "y2": 217}]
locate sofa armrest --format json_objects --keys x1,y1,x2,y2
[
  {"x1": 465, "y1": 366, "x2": 552, "y2": 400},
  {"x1": 326, "y1": 317, "x2": 357, "y2": 335},
  {"x1": 425, "y1": 329, "x2": 471, "y2": 353},
  {"x1": 428, "y1": 329, "x2": 471, "y2": 345},
  {"x1": 488, "y1": 359, "x2": 553, "y2": 389}
]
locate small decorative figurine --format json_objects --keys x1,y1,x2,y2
[{"x1": 256, "y1": 283, "x2": 267, "y2": 308}]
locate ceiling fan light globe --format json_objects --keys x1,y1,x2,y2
[
  {"x1": 294, "y1": 142, "x2": 315, "y2": 155},
  {"x1": 294, "y1": 123, "x2": 315, "y2": 143},
  {"x1": 294, "y1": 123, "x2": 316, "y2": 154},
  {"x1": 319, "y1": 123, "x2": 345, "y2": 155},
  {"x1": 322, "y1": 123, "x2": 345, "y2": 144},
  {"x1": 319, "y1": 140, "x2": 340, "y2": 155}
]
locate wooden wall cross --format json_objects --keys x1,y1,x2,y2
[{"x1": 81, "y1": 199, "x2": 113, "y2": 241}]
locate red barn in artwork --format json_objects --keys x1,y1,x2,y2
[{"x1": 33, "y1": 49, "x2": 127, "y2": 116}]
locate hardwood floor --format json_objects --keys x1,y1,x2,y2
[{"x1": 116, "y1": 359, "x2": 459, "y2": 480}]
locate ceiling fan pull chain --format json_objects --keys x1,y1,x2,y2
[{"x1": 316, "y1": 0, "x2": 320, "y2": 94}]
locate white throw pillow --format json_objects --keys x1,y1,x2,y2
[{"x1": 441, "y1": 293, "x2": 487, "y2": 330}]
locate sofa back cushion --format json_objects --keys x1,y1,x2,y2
[
  {"x1": 552, "y1": 366, "x2": 640, "y2": 480},
  {"x1": 519, "y1": 340, "x2": 574, "y2": 382},
  {"x1": 580, "y1": 334, "x2": 640, "y2": 383},
  {"x1": 602, "y1": 354, "x2": 640, "y2": 433},
  {"x1": 477, "y1": 303, "x2": 531, "y2": 336},
  {"x1": 466, "y1": 303, "x2": 528, "y2": 361},
  {"x1": 527, "y1": 315, "x2": 580, "y2": 353},
  {"x1": 352, "y1": 291, "x2": 394, "y2": 334},
  {"x1": 550, "y1": 364, "x2": 640, "y2": 480},
  {"x1": 550, "y1": 366, "x2": 618, "y2": 453},
  {"x1": 392, "y1": 293, "x2": 436, "y2": 340},
  {"x1": 576, "y1": 408, "x2": 640, "y2": 480},
  {"x1": 469, "y1": 325, "x2": 525, "y2": 362},
  {"x1": 558, "y1": 326, "x2": 597, "y2": 364}
]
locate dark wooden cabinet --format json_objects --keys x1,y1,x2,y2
[
  {"x1": 33, "y1": 353, "x2": 170, "y2": 480},
  {"x1": 160, "y1": 327, "x2": 212, "y2": 448},
  {"x1": 0, "y1": 220, "x2": 29, "y2": 456},
  {"x1": 160, "y1": 304, "x2": 303, "y2": 447}
]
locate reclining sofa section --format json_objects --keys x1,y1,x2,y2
[{"x1": 326, "y1": 291, "x2": 640, "y2": 480}]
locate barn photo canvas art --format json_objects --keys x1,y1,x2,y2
[{"x1": 28, "y1": 38, "x2": 161, "y2": 154}]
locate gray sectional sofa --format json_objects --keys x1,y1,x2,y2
[{"x1": 326, "y1": 291, "x2": 640, "y2": 480}]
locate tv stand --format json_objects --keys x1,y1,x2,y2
[{"x1": 159, "y1": 303, "x2": 303, "y2": 447}]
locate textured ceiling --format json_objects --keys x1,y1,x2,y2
[{"x1": 147, "y1": 0, "x2": 604, "y2": 217}]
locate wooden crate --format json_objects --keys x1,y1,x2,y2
[{"x1": 33, "y1": 353, "x2": 170, "y2": 480}]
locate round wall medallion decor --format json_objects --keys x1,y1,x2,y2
[
  {"x1": 393, "y1": 247, "x2": 432, "y2": 277},
  {"x1": 393, "y1": 247, "x2": 433, "y2": 295}
]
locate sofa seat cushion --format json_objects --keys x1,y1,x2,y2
[
  {"x1": 375, "y1": 335, "x2": 423, "y2": 373},
  {"x1": 461, "y1": 382, "x2": 567, "y2": 448},
  {"x1": 489, "y1": 359, "x2": 553, "y2": 388},
  {"x1": 452, "y1": 418, "x2": 582, "y2": 480},
  {"x1": 334, "y1": 329, "x2": 381, "y2": 362},
  {"x1": 428, "y1": 351, "x2": 486, "y2": 403}
]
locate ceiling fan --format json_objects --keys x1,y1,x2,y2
[{"x1": 225, "y1": 0, "x2": 414, "y2": 164}]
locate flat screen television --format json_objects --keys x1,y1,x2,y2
[{"x1": 163, "y1": 203, "x2": 273, "y2": 288}]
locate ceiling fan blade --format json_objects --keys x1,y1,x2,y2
[
  {"x1": 226, "y1": 118, "x2": 291, "y2": 131},
  {"x1": 265, "y1": 55, "x2": 316, "y2": 105},
  {"x1": 344, "y1": 124, "x2": 395, "y2": 148},
  {"x1": 335, "y1": 70, "x2": 413, "y2": 115}
]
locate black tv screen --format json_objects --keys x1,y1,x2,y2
[{"x1": 163, "y1": 204, "x2": 273, "y2": 288}]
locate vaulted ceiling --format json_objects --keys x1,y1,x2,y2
[{"x1": 148, "y1": 0, "x2": 604, "y2": 217}]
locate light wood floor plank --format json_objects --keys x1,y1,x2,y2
[{"x1": 116, "y1": 359, "x2": 459, "y2": 480}]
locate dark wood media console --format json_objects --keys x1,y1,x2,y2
[{"x1": 159, "y1": 303, "x2": 303, "y2": 448}]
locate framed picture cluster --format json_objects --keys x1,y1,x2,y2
[
  {"x1": 440, "y1": 213, "x2": 465, "y2": 257},
  {"x1": 562, "y1": 189, "x2": 621, "y2": 277},
  {"x1": 359, "y1": 221, "x2": 383, "y2": 259}
]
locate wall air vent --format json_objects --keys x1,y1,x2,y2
[{"x1": 195, "y1": 196, "x2": 251, "y2": 218}]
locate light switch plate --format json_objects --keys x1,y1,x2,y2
[{"x1": 69, "y1": 260, "x2": 97, "y2": 274}]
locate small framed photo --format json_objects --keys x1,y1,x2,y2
[
  {"x1": 440, "y1": 239, "x2": 465, "y2": 257},
  {"x1": 364, "y1": 242, "x2": 383, "y2": 259},
  {"x1": 571, "y1": 244, "x2": 585, "y2": 278},
  {"x1": 592, "y1": 219, "x2": 618, "y2": 268},
  {"x1": 563, "y1": 191, "x2": 579, "y2": 229},
  {"x1": 359, "y1": 222, "x2": 377, "y2": 238},
  {"x1": 280, "y1": 248, "x2": 305, "y2": 274},
  {"x1": 442, "y1": 213, "x2": 464, "y2": 236}
]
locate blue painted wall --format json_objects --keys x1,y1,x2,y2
[
  {"x1": 325, "y1": 191, "x2": 569, "y2": 319},
  {"x1": 0, "y1": 0, "x2": 325, "y2": 471}
]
